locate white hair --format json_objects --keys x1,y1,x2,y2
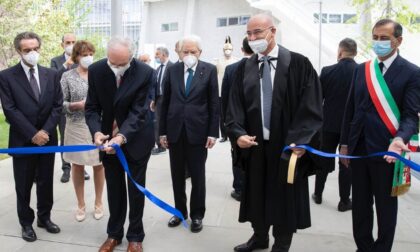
[
  {"x1": 107, "y1": 37, "x2": 137, "y2": 57},
  {"x1": 179, "y1": 34, "x2": 202, "y2": 51}
]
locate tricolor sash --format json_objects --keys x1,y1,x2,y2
[{"x1": 365, "y1": 59, "x2": 416, "y2": 196}]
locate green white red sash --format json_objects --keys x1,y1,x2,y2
[{"x1": 365, "y1": 59, "x2": 400, "y2": 136}]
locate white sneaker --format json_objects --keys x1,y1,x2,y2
[
  {"x1": 75, "y1": 206, "x2": 86, "y2": 222},
  {"x1": 94, "y1": 205, "x2": 104, "y2": 220}
]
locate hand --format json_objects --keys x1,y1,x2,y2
[
  {"x1": 205, "y1": 137, "x2": 216, "y2": 149},
  {"x1": 236, "y1": 135, "x2": 258, "y2": 148},
  {"x1": 69, "y1": 100, "x2": 85, "y2": 111},
  {"x1": 339, "y1": 145, "x2": 350, "y2": 168},
  {"x1": 160, "y1": 136, "x2": 169, "y2": 149},
  {"x1": 384, "y1": 138, "x2": 410, "y2": 163},
  {"x1": 289, "y1": 143, "x2": 306, "y2": 158},
  {"x1": 150, "y1": 101, "x2": 156, "y2": 112},
  {"x1": 103, "y1": 135, "x2": 124, "y2": 154},
  {"x1": 64, "y1": 57, "x2": 74, "y2": 69},
  {"x1": 32, "y1": 130, "x2": 49, "y2": 146},
  {"x1": 94, "y1": 132, "x2": 109, "y2": 146}
]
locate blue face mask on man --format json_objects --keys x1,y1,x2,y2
[{"x1": 372, "y1": 40, "x2": 393, "y2": 57}]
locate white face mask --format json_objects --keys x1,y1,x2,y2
[
  {"x1": 80, "y1": 55, "x2": 94, "y2": 69},
  {"x1": 248, "y1": 30, "x2": 272, "y2": 54},
  {"x1": 107, "y1": 60, "x2": 131, "y2": 77},
  {"x1": 183, "y1": 55, "x2": 198, "y2": 68},
  {"x1": 224, "y1": 49, "x2": 232, "y2": 56},
  {"x1": 22, "y1": 51, "x2": 40, "y2": 66},
  {"x1": 65, "y1": 44, "x2": 73, "y2": 56}
]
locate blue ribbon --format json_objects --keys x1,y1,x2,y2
[
  {"x1": 283, "y1": 145, "x2": 420, "y2": 172},
  {"x1": 0, "y1": 144, "x2": 187, "y2": 227}
]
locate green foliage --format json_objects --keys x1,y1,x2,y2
[{"x1": 0, "y1": 112, "x2": 9, "y2": 160}]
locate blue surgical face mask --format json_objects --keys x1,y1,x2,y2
[
  {"x1": 372, "y1": 40, "x2": 393, "y2": 57},
  {"x1": 155, "y1": 58, "x2": 161, "y2": 64}
]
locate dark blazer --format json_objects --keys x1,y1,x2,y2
[
  {"x1": 155, "y1": 61, "x2": 174, "y2": 100},
  {"x1": 159, "y1": 60, "x2": 219, "y2": 144},
  {"x1": 321, "y1": 58, "x2": 357, "y2": 133},
  {"x1": 221, "y1": 58, "x2": 247, "y2": 123},
  {"x1": 85, "y1": 58, "x2": 155, "y2": 160},
  {"x1": 341, "y1": 55, "x2": 420, "y2": 154},
  {"x1": 50, "y1": 53, "x2": 66, "y2": 71},
  {"x1": 0, "y1": 63, "x2": 63, "y2": 149}
]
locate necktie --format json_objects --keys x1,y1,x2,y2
[
  {"x1": 185, "y1": 68, "x2": 194, "y2": 96},
  {"x1": 29, "y1": 68, "x2": 40, "y2": 101},
  {"x1": 261, "y1": 56, "x2": 273, "y2": 130},
  {"x1": 116, "y1": 75, "x2": 122, "y2": 88},
  {"x1": 157, "y1": 64, "x2": 164, "y2": 95},
  {"x1": 378, "y1": 62, "x2": 384, "y2": 74}
]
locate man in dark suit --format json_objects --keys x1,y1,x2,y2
[
  {"x1": 150, "y1": 46, "x2": 173, "y2": 155},
  {"x1": 85, "y1": 37, "x2": 155, "y2": 252},
  {"x1": 312, "y1": 38, "x2": 357, "y2": 212},
  {"x1": 50, "y1": 33, "x2": 90, "y2": 183},
  {"x1": 340, "y1": 19, "x2": 420, "y2": 252},
  {"x1": 159, "y1": 35, "x2": 219, "y2": 233},
  {"x1": 221, "y1": 37, "x2": 253, "y2": 202},
  {"x1": 0, "y1": 32, "x2": 62, "y2": 242}
]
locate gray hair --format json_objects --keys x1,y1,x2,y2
[
  {"x1": 179, "y1": 35, "x2": 202, "y2": 51},
  {"x1": 107, "y1": 37, "x2": 137, "y2": 57},
  {"x1": 156, "y1": 46, "x2": 169, "y2": 57},
  {"x1": 14, "y1": 32, "x2": 42, "y2": 51}
]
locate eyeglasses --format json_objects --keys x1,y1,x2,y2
[
  {"x1": 246, "y1": 26, "x2": 273, "y2": 37},
  {"x1": 182, "y1": 50, "x2": 200, "y2": 55},
  {"x1": 21, "y1": 47, "x2": 40, "y2": 54}
]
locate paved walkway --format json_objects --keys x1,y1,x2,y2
[{"x1": 0, "y1": 142, "x2": 419, "y2": 251}]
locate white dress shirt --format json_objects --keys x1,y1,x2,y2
[
  {"x1": 257, "y1": 44, "x2": 279, "y2": 140},
  {"x1": 183, "y1": 63, "x2": 198, "y2": 87},
  {"x1": 378, "y1": 51, "x2": 398, "y2": 75},
  {"x1": 157, "y1": 59, "x2": 170, "y2": 94},
  {"x1": 20, "y1": 61, "x2": 41, "y2": 92}
]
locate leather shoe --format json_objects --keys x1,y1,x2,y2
[
  {"x1": 127, "y1": 242, "x2": 143, "y2": 252},
  {"x1": 231, "y1": 190, "x2": 241, "y2": 201},
  {"x1": 168, "y1": 216, "x2": 182, "y2": 227},
  {"x1": 338, "y1": 199, "x2": 352, "y2": 212},
  {"x1": 37, "y1": 219, "x2": 60, "y2": 233},
  {"x1": 99, "y1": 238, "x2": 122, "y2": 252},
  {"x1": 312, "y1": 193, "x2": 322, "y2": 204},
  {"x1": 190, "y1": 218, "x2": 203, "y2": 233},
  {"x1": 22, "y1": 226, "x2": 37, "y2": 242},
  {"x1": 234, "y1": 234, "x2": 269, "y2": 252},
  {"x1": 61, "y1": 169, "x2": 70, "y2": 183},
  {"x1": 84, "y1": 170, "x2": 90, "y2": 180}
]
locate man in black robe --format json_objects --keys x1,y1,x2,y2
[{"x1": 226, "y1": 14, "x2": 323, "y2": 252}]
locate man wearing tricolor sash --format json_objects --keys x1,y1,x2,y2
[{"x1": 340, "y1": 19, "x2": 420, "y2": 252}]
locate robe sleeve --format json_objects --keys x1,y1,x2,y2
[{"x1": 285, "y1": 57, "x2": 323, "y2": 145}]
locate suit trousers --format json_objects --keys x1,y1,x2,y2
[
  {"x1": 58, "y1": 114, "x2": 71, "y2": 170},
  {"x1": 252, "y1": 221, "x2": 293, "y2": 251},
  {"x1": 351, "y1": 140, "x2": 397, "y2": 252},
  {"x1": 169, "y1": 128, "x2": 207, "y2": 219},
  {"x1": 219, "y1": 97, "x2": 227, "y2": 139},
  {"x1": 314, "y1": 131, "x2": 352, "y2": 201},
  {"x1": 13, "y1": 154, "x2": 55, "y2": 227},
  {"x1": 153, "y1": 97, "x2": 163, "y2": 148},
  {"x1": 102, "y1": 151, "x2": 150, "y2": 242},
  {"x1": 230, "y1": 142, "x2": 244, "y2": 193}
]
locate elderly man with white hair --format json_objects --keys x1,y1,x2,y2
[
  {"x1": 85, "y1": 37, "x2": 155, "y2": 252},
  {"x1": 159, "y1": 35, "x2": 219, "y2": 233}
]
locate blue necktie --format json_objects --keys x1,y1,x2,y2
[
  {"x1": 261, "y1": 56, "x2": 273, "y2": 130},
  {"x1": 185, "y1": 68, "x2": 194, "y2": 96}
]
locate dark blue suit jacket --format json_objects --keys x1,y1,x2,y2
[
  {"x1": 0, "y1": 63, "x2": 63, "y2": 149},
  {"x1": 341, "y1": 55, "x2": 420, "y2": 154},
  {"x1": 85, "y1": 58, "x2": 155, "y2": 160},
  {"x1": 159, "y1": 61, "x2": 219, "y2": 144},
  {"x1": 321, "y1": 58, "x2": 357, "y2": 133}
]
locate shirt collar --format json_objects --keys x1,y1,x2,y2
[
  {"x1": 378, "y1": 50, "x2": 398, "y2": 70},
  {"x1": 257, "y1": 44, "x2": 279, "y2": 60},
  {"x1": 20, "y1": 60, "x2": 38, "y2": 75},
  {"x1": 184, "y1": 62, "x2": 198, "y2": 73}
]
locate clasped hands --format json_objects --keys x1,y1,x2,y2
[
  {"x1": 236, "y1": 135, "x2": 306, "y2": 158},
  {"x1": 94, "y1": 132, "x2": 124, "y2": 154},
  {"x1": 32, "y1": 130, "x2": 49, "y2": 146},
  {"x1": 159, "y1": 136, "x2": 216, "y2": 149}
]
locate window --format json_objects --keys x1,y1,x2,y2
[
  {"x1": 228, "y1": 17, "x2": 239, "y2": 26},
  {"x1": 343, "y1": 14, "x2": 357, "y2": 24},
  {"x1": 313, "y1": 13, "x2": 327, "y2": 23},
  {"x1": 161, "y1": 22, "x2": 178, "y2": 32},
  {"x1": 217, "y1": 15, "x2": 250, "y2": 27},
  {"x1": 329, "y1": 14, "x2": 342, "y2": 23},
  {"x1": 217, "y1": 18, "x2": 227, "y2": 27},
  {"x1": 240, "y1": 15, "x2": 250, "y2": 25}
]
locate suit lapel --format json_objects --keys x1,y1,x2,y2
[
  {"x1": 273, "y1": 45, "x2": 291, "y2": 109},
  {"x1": 383, "y1": 55, "x2": 402, "y2": 86},
  {"x1": 177, "y1": 63, "x2": 186, "y2": 97},
  {"x1": 13, "y1": 64, "x2": 38, "y2": 102},
  {"x1": 38, "y1": 66, "x2": 48, "y2": 103},
  {"x1": 188, "y1": 61, "x2": 204, "y2": 96},
  {"x1": 244, "y1": 54, "x2": 261, "y2": 110}
]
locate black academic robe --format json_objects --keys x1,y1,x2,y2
[{"x1": 226, "y1": 45, "x2": 323, "y2": 233}]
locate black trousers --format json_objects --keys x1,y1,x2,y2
[
  {"x1": 351, "y1": 141, "x2": 397, "y2": 252},
  {"x1": 230, "y1": 142, "x2": 243, "y2": 193},
  {"x1": 58, "y1": 114, "x2": 71, "y2": 171},
  {"x1": 169, "y1": 129, "x2": 207, "y2": 219},
  {"x1": 13, "y1": 154, "x2": 55, "y2": 227},
  {"x1": 153, "y1": 97, "x2": 163, "y2": 148},
  {"x1": 314, "y1": 131, "x2": 352, "y2": 201},
  {"x1": 219, "y1": 97, "x2": 227, "y2": 139},
  {"x1": 102, "y1": 151, "x2": 150, "y2": 242},
  {"x1": 252, "y1": 222, "x2": 293, "y2": 252}
]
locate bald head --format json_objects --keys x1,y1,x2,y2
[
  {"x1": 247, "y1": 13, "x2": 274, "y2": 28},
  {"x1": 139, "y1": 54, "x2": 151, "y2": 64},
  {"x1": 246, "y1": 13, "x2": 277, "y2": 55}
]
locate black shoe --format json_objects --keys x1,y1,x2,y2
[
  {"x1": 190, "y1": 219, "x2": 203, "y2": 233},
  {"x1": 234, "y1": 234, "x2": 269, "y2": 252},
  {"x1": 231, "y1": 190, "x2": 241, "y2": 202},
  {"x1": 60, "y1": 169, "x2": 70, "y2": 183},
  {"x1": 219, "y1": 137, "x2": 228, "y2": 143},
  {"x1": 37, "y1": 219, "x2": 60, "y2": 233},
  {"x1": 312, "y1": 193, "x2": 322, "y2": 204},
  {"x1": 168, "y1": 216, "x2": 182, "y2": 227},
  {"x1": 338, "y1": 199, "x2": 352, "y2": 212},
  {"x1": 84, "y1": 170, "x2": 90, "y2": 180},
  {"x1": 22, "y1": 226, "x2": 37, "y2": 242}
]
